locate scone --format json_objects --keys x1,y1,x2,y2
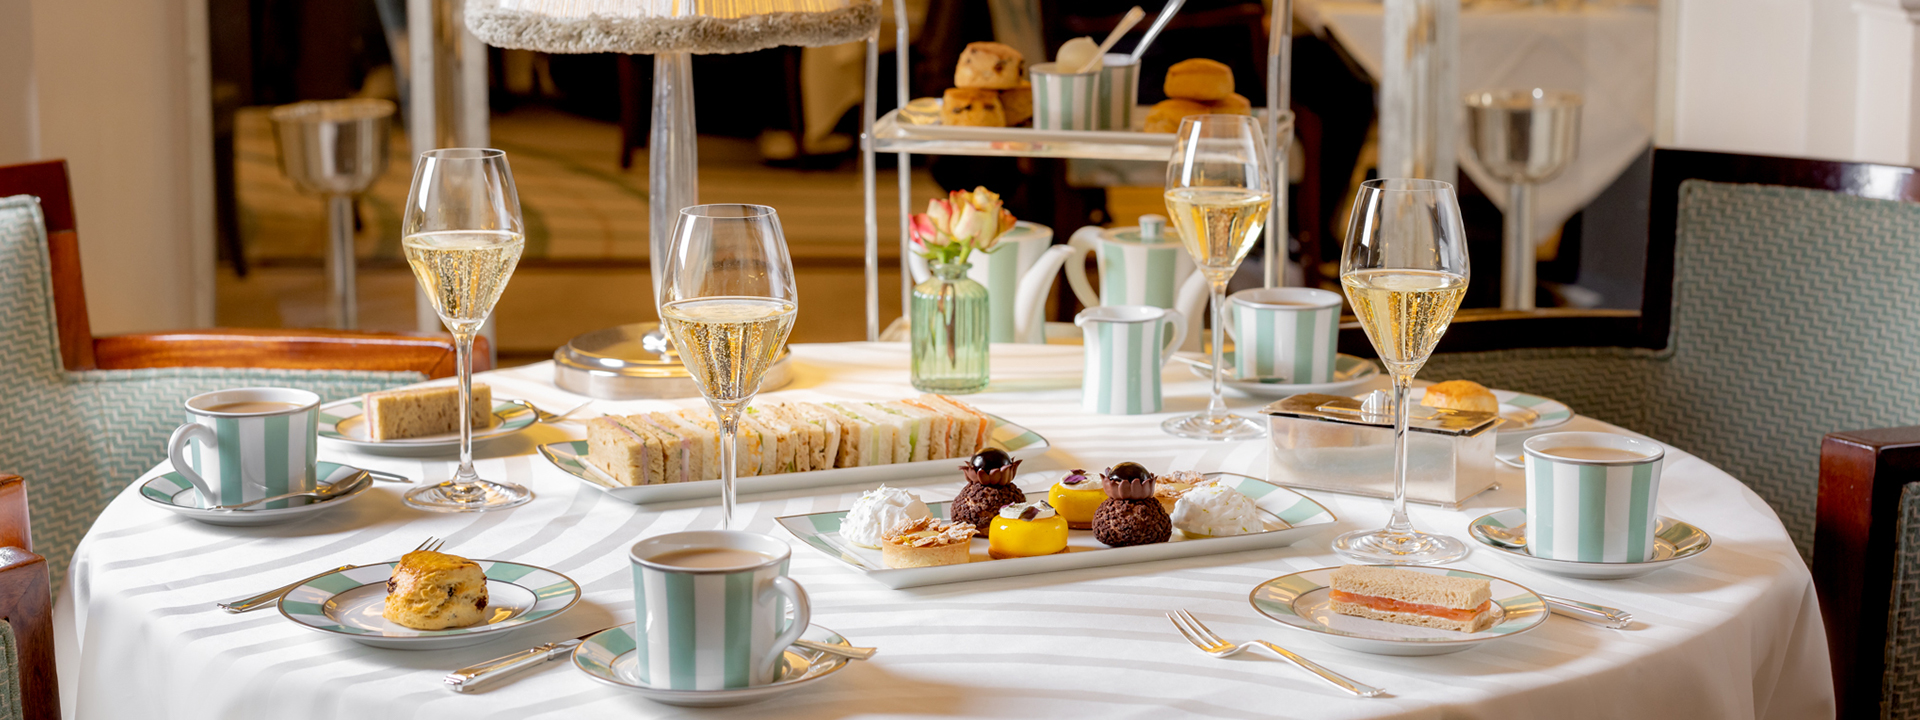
[
  {"x1": 382, "y1": 550, "x2": 489, "y2": 630},
  {"x1": 881, "y1": 517, "x2": 975, "y2": 568},
  {"x1": 1144, "y1": 98, "x2": 1213, "y2": 133},
  {"x1": 1422, "y1": 380, "x2": 1499, "y2": 414},
  {"x1": 1164, "y1": 58, "x2": 1234, "y2": 101},
  {"x1": 955, "y1": 41, "x2": 1025, "y2": 90},
  {"x1": 942, "y1": 87, "x2": 1007, "y2": 127},
  {"x1": 1000, "y1": 82, "x2": 1033, "y2": 126},
  {"x1": 1209, "y1": 92, "x2": 1252, "y2": 116}
]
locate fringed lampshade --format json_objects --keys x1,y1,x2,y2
[{"x1": 466, "y1": 0, "x2": 879, "y2": 54}]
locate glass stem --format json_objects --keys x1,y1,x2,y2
[
  {"x1": 1206, "y1": 277, "x2": 1230, "y2": 419},
  {"x1": 716, "y1": 403, "x2": 740, "y2": 531},
  {"x1": 454, "y1": 332, "x2": 478, "y2": 484},
  {"x1": 1386, "y1": 372, "x2": 1414, "y2": 535}
]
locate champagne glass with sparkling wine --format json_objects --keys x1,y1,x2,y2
[
  {"x1": 658, "y1": 205, "x2": 798, "y2": 531},
  {"x1": 400, "y1": 148, "x2": 531, "y2": 512},
  {"x1": 1332, "y1": 178, "x2": 1471, "y2": 564},
  {"x1": 1162, "y1": 115, "x2": 1273, "y2": 440}
]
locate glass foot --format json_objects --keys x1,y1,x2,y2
[
  {"x1": 1332, "y1": 527, "x2": 1471, "y2": 565},
  {"x1": 1161, "y1": 411, "x2": 1265, "y2": 441},
  {"x1": 404, "y1": 480, "x2": 534, "y2": 513}
]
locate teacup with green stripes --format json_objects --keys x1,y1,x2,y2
[
  {"x1": 630, "y1": 531, "x2": 811, "y2": 690},
  {"x1": 1092, "y1": 54, "x2": 1140, "y2": 130},
  {"x1": 1031, "y1": 62, "x2": 1099, "y2": 131},
  {"x1": 1523, "y1": 432, "x2": 1665, "y2": 563},
  {"x1": 1075, "y1": 305, "x2": 1187, "y2": 414},
  {"x1": 1226, "y1": 287, "x2": 1341, "y2": 383},
  {"x1": 165, "y1": 387, "x2": 321, "y2": 509}
]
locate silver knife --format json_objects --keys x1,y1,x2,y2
[
  {"x1": 1543, "y1": 595, "x2": 1634, "y2": 629},
  {"x1": 445, "y1": 625, "x2": 620, "y2": 692}
]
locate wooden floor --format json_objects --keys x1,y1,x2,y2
[{"x1": 225, "y1": 105, "x2": 939, "y2": 357}]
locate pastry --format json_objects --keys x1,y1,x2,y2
[
  {"x1": 955, "y1": 41, "x2": 1026, "y2": 90},
  {"x1": 842, "y1": 485, "x2": 931, "y2": 549},
  {"x1": 988, "y1": 501, "x2": 1068, "y2": 559},
  {"x1": 1092, "y1": 462, "x2": 1171, "y2": 547},
  {"x1": 1046, "y1": 469, "x2": 1104, "y2": 529},
  {"x1": 1153, "y1": 469, "x2": 1207, "y2": 513},
  {"x1": 1163, "y1": 58, "x2": 1234, "y2": 101},
  {"x1": 1143, "y1": 98, "x2": 1213, "y2": 134},
  {"x1": 941, "y1": 88, "x2": 1007, "y2": 127},
  {"x1": 951, "y1": 448, "x2": 1027, "y2": 534},
  {"x1": 1209, "y1": 92, "x2": 1252, "y2": 116},
  {"x1": 1328, "y1": 565, "x2": 1496, "y2": 633},
  {"x1": 584, "y1": 396, "x2": 992, "y2": 484},
  {"x1": 1000, "y1": 82, "x2": 1033, "y2": 126},
  {"x1": 362, "y1": 384, "x2": 494, "y2": 441},
  {"x1": 880, "y1": 517, "x2": 975, "y2": 568},
  {"x1": 382, "y1": 550, "x2": 489, "y2": 630},
  {"x1": 1422, "y1": 380, "x2": 1499, "y2": 415},
  {"x1": 1170, "y1": 481, "x2": 1264, "y2": 537}
]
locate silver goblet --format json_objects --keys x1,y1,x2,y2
[{"x1": 1464, "y1": 89, "x2": 1581, "y2": 310}]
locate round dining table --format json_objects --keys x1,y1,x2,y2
[{"x1": 54, "y1": 343, "x2": 1834, "y2": 719}]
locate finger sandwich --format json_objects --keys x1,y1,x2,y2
[{"x1": 1328, "y1": 565, "x2": 1496, "y2": 633}]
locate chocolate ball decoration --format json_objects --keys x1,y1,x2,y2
[{"x1": 968, "y1": 448, "x2": 1013, "y2": 473}]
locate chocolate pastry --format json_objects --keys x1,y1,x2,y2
[
  {"x1": 1092, "y1": 462, "x2": 1172, "y2": 547},
  {"x1": 952, "y1": 448, "x2": 1026, "y2": 535}
]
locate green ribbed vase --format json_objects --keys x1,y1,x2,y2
[{"x1": 910, "y1": 261, "x2": 990, "y2": 394}]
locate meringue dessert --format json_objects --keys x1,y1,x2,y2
[
  {"x1": 1046, "y1": 469, "x2": 1103, "y2": 529},
  {"x1": 842, "y1": 485, "x2": 932, "y2": 549},
  {"x1": 1169, "y1": 482, "x2": 1265, "y2": 538},
  {"x1": 382, "y1": 550, "x2": 489, "y2": 630},
  {"x1": 988, "y1": 501, "x2": 1068, "y2": 559}
]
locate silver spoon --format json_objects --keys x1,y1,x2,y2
[
  {"x1": 213, "y1": 470, "x2": 370, "y2": 511},
  {"x1": 1473, "y1": 522, "x2": 1528, "y2": 549},
  {"x1": 1130, "y1": 0, "x2": 1189, "y2": 62}
]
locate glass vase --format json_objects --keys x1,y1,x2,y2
[{"x1": 911, "y1": 261, "x2": 990, "y2": 393}]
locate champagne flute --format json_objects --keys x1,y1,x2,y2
[
  {"x1": 1162, "y1": 114, "x2": 1273, "y2": 441},
  {"x1": 1332, "y1": 178, "x2": 1472, "y2": 564},
  {"x1": 657, "y1": 204, "x2": 798, "y2": 531},
  {"x1": 400, "y1": 148, "x2": 532, "y2": 512}
]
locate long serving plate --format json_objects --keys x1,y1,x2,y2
[
  {"x1": 776, "y1": 473, "x2": 1337, "y2": 589},
  {"x1": 538, "y1": 414, "x2": 1050, "y2": 505}
]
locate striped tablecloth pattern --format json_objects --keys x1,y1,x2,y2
[{"x1": 56, "y1": 343, "x2": 1833, "y2": 719}]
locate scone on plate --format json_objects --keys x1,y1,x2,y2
[
  {"x1": 383, "y1": 550, "x2": 490, "y2": 630},
  {"x1": 1164, "y1": 58, "x2": 1234, "y2": 102},
  {"x1": 1422, "y1": 380, "x2": 1499, "y2": 414},
  {"x1": 942, "y1": 88, "x2": 1007, "y2": 127},
  {"x1": 1209, "y1": 92, "x2": 1253, "y2": 116},
  {"x1": 955, "y1": 41, "x2": 1026, "y2": 90},
  {"x1": 1144, "y1": 98, "x2": 1213, "y2": 133},
  {"x1": 1000, "y1": 82, "x2": 1033, "y2": 126}
]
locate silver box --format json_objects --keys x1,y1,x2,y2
[{"x1": 1262, "y1": 393, "x2": 1499, "y2": 509}]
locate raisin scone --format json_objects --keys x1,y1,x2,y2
[{"x1": 382, "y1": 550, "x2": 489, "y2": 630}]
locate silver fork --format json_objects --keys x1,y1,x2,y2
[
  {"x1": 217, "y1": 537, "x2": 444, "y2": 613},
  {"x1": 1168, "y1": 610, "x2": 1386, "y2": 698},
  {"x1": 523, "y1": 400, "x2": 591, "y2": 424}
]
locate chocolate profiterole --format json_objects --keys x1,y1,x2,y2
[
  {"x1": 952, "y1": 448, "x2": 1027, "y2": 535},
  {"x1": 1092, "y1": 462, "x2": 1172, "y2": 547}
]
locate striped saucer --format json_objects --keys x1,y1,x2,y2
[
  {"x1": 279, "y1": 561, "x2": 580, "y2": 650},
  {"x1": 572, "y1": 623, "x2": 855, "y2": 707},
  {"x1": 137, "y1": 462, "x2": 372, "y2": 526}
]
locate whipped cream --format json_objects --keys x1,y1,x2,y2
[
  {"x1": 1170, "y1": 483, "x2": 1264, "y2": 537},
  {"x1": 843, "y1": 485, "x2": 931, "y2": 548},
  {"x1": 998, "y1": 500, "x2": 1057, "y2": 520},
  {"x1": 1055, "y1": 469, "x2": 1103, "y2": 491}
]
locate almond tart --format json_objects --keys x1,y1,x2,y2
[{"x1": 880, "y1": 517, "x2": 976, "y2": 568}]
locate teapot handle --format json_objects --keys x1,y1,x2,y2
[
  {"x1": 1174, "y1": 271, "x2": 1210, "y2": 351},
  {"x1": 1013, "y1": 244, "x2": 1087, "y2": 343},
  {"x1": 1062, "y1": 227, "x2": 1103, "y2": 309},
  {"x1": 908, "y1": 252, "x2": 930, "y2": 284}
]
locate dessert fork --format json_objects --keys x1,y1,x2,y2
[
  {"x1": 1168, "y1": 609, "x2": 1386, "y2": 697},
  {"x1": 217, "y1": 537, "x2": 444, "y2": 613}
]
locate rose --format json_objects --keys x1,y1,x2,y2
[{"x1": 908, "y1": 186, "x2": 1018, "y2": 264}]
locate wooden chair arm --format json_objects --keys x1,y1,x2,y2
[
  {"x1": 0, "y1": 546, "x2": 56, "y2": 720},
  {"x1": 1816, "y1": 427, "x2": 1920, "y2": 720},
  {"x1": 92, "y1": 329, "x2": 492, "y2": 379},
  {"x1": 0, "y1": 476, "x2": 28, "y2": 553}
]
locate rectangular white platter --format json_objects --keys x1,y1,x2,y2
[
  {"x1": 538, "y1": 414, "x2": 1049, "y2": 505},
  {"x1": 776, "y1": 473, "x2": 1337, "y2": 589}
]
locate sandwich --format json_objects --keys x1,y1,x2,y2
[
  {"x1": 1328, "y1": 565, "x2": 1496, "y2": 633},
  {"x1": 905, "y1": 394, "x2": 993, "y2": 455},
  {"x1": 827, "y1": 401, "x2": 905, "y2": 465}
]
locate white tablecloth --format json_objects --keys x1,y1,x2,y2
[
  {"x1": 1309, "y1": 2, "x2": 1659, "y2": 237},
  {"x1": 55, "y1": 343, "x2": 1833, "y2": 719}
]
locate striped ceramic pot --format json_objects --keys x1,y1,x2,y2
[
  {"x1": 1522, "y1": 432, "x2": 1665, "y2": 563},
  {"x1": 1225, "y1": 287, "x2": 1342, "y2": 383},
  {"x1": 1065, "y1": 217, "x2": 1199, "y2": 310},
  {"x1": 629, "y1": 530, "x2": 811, "y2": 690},
  {"x1": 1093, "y1": 54, "x2": 1140, "y2": 130},
  {"x1": 1075, "y1": 305, "x2": 1187, "y2": 414},
  {"x1": 911, "y1": 222, "x2": 1053, "y2": 344},
  {"x1": 165, "y1": 387, "x2": 321, "y2": 509},
  {"x1": 1031, "y1": 62, "x2": 1099, "y2": 131}
]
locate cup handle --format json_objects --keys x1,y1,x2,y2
[
  {"x1": 166, "y1": 423, "x2": 219, "y2": 508},
  {"x1": 759, "y1": 576, "x2": 811, "y2": 683},
  {"x1": 908, "y1": 252, "x2": 930, "y2": 284},
  {"x1": 1063, "y1": 228, "x2": 1103, "y2": 308},
  {"x1": 1159, "y1": 310, "x2": 1188, "y2": 366}
]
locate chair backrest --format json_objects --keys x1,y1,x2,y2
[
  {"x1": 1819, "y1": 428, "x2": 1920, "y2": 720},
  {"x1": 0, "y1": 475, "x2": 57, "y2": 720},
  {"x1": 0, "y1": 161, "x2": 93, "y2": 372}
]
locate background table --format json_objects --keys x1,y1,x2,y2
[{"x1": 55, "y1": 343, "x2": 1832, "y2": 719}]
